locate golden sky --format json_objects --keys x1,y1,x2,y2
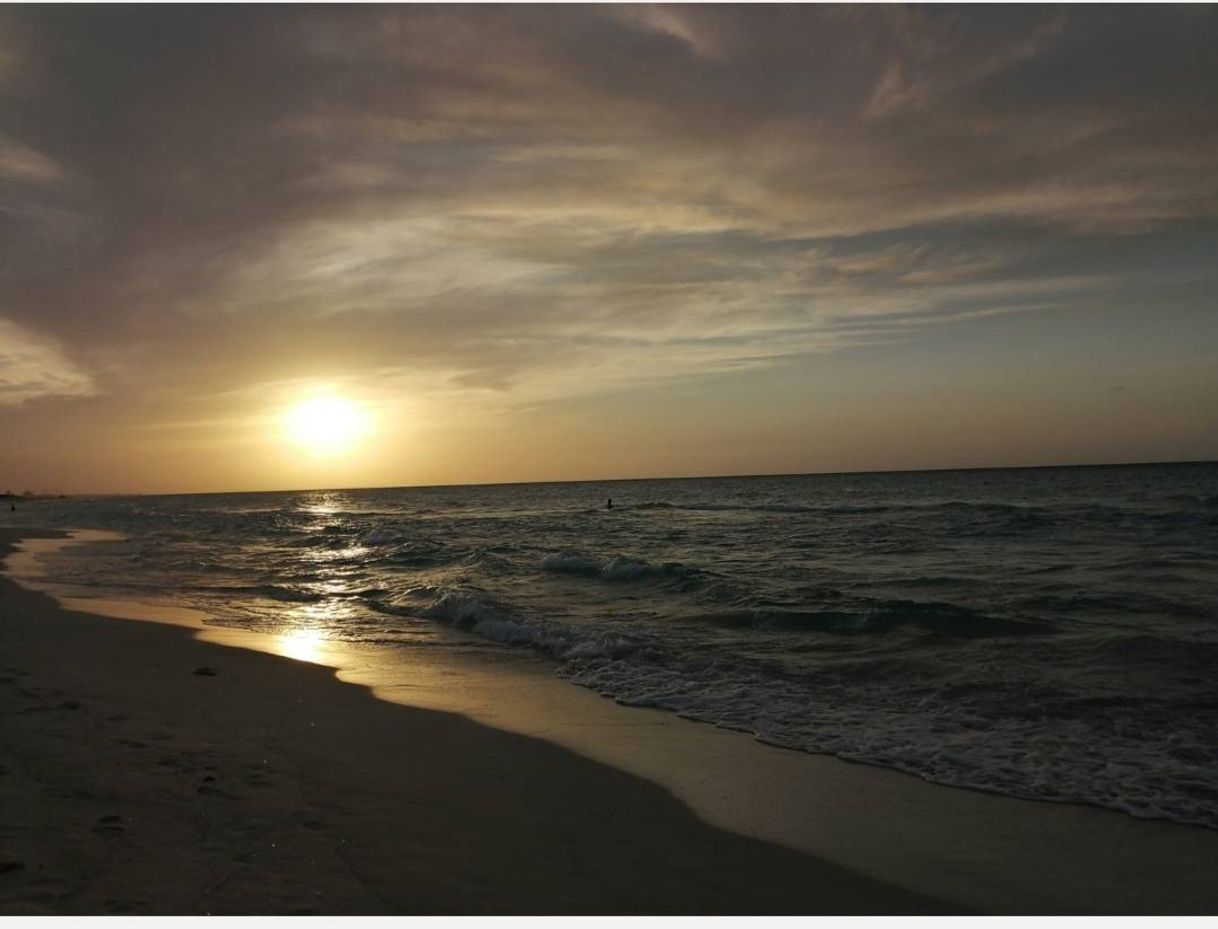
[{"x1": 1, "y1": 5, "x2": 1216, "y2": 493}]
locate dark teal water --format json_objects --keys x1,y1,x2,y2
[{"x1": 8, "y1": 462, "x2": 1218, "y2": 828}]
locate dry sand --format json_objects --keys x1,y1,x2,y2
[{"x1": 0, "y1": 529, "x2": 948, "y2": 915}]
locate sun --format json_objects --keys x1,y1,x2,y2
[{"x1": 281, "y1": 392, "x2": 374, "y2": 458}]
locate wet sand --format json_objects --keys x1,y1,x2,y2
[{"x1": 0, "y1": 528, "x2": 948, "y2": 915}]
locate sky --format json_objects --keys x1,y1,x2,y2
[{"x1": 1, "y1": 4, "x2": 1216, "y2": 494}]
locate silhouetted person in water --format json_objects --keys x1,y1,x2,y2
[{"x1": 606, "y1": 498, "x2": 613, "y2": 510}]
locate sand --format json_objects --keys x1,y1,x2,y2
[
  {"x1": 5, "y1": 527, "x2": 1218, "y2": 915},
  {"x1": 0, "y1": 528, "x2": 949, "y2": 915}
]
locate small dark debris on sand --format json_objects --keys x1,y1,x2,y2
[
  {"x1": 92, "y1": 815, "x2": 125, "y2": 837},
  {"x1": 192, "y1": 666, "x2": 218, "y2": 677},
  {"x1": 0, "y1": 851, "x2": 25, "y2": 874}
]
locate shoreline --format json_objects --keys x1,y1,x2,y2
[
  {"x1": 0, "y1": 527, "x2": 949, "y2": 915},
  {"x1": 5, "y1": 527, "x2": 1218, "y2": 913}
]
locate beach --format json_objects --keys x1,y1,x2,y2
[
  {"x1": 4, "y1": 526, "x2": 1218, "y2": 915},
  {"x1": 2, "y1": 4, "x2": 1214, "y2": 916},
  {"x1": 0, "y1": 528, "x2": 949, "y2": 915}
]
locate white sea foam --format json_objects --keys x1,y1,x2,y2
[{"x1": 560, "y1": 645, "x2": 1218, "y2": 830}]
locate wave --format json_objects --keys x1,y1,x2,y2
[
  {"x1": 696, "y1": 599, "x2": 1050, "y2": 638},
  {"x1": 363, "y1": 585, "x2": 646, "y2": 662},
  {"x1": 559, "y1": 638, "x2": 1218, "y2": 831},
  {"x1": 1164, "y1": 493, "x2": 1218, "y2": 508},
  {"x1": 190, "y1": 583, "x2": 324, "y2": 603},
  {"x1": 1017, "y1": 589, "x2": 1210, "y2": 620},
  {"x1": 379, "y1": 544, "x2": 453, "y2": 569},
  {"x1": 539, "y1": 550, "x2": 695, "y2": 582},
  {"x1": 629, "y1": 499, "x2": 1053, "y2": 519},
  {"x1": 358, "y1": 527, "x2": 403, "y2": 546},
  {"x1": 633, "y1": 501, "x2": 853, "y2": 514},
  {"x1": 625, "y1": 499, "x2": 1156, "y2": 531}
]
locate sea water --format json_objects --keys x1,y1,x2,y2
[{"x1": 6, "y1": 462, "x2": 1218, "y2": 829}]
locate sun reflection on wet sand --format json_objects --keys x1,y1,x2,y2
[
  {"x1": 266, "y1": 599, "x2": 356, "y2": 665},
  {"x1": 275, "y1": 626, "x2": 327, "y2": 664}
]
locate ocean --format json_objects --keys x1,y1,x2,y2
[{"x1": 6, "y1": 462, "x2": 1218, "y2": 829}]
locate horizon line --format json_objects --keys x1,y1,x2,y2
[{"x1": 40, "y1": 456, "x2": 1218, "y2": 499}]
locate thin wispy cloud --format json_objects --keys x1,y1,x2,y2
[{"x1": 0, "y1": 318, "x2": 95, "y2": 405}]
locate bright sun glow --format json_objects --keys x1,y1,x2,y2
[{"x1": 281, "y1": 393, "x2": 374, "y2": 458}]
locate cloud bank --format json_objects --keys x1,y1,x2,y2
[{"x1": 0, "y1": 6, "x2": 1214, "y2": 464}]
